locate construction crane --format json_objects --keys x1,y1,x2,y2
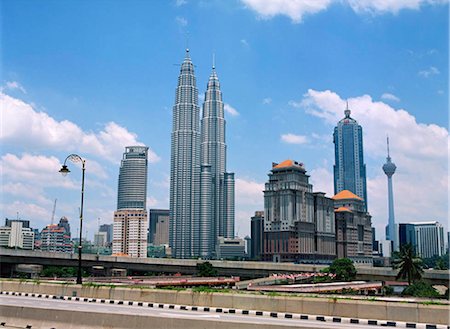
[{"x1": 50, "y1": 198, "x2": 57, "y2": 225}]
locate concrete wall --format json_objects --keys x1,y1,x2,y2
[
  {"x1": 1, "y1": 280, "x2": 449, "y2": 325},
  {"x1": 1, "y1": 305, "x2": 304, "y2": 329}
]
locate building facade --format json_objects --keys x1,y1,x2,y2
[
  {"x1": 263, "y1": 160, "x2": 336, "y2": 263},
  {"x1": 112, "y1": 209, "x2": 148, "y2": 257},
  {"x1": 250, "y1": 211, "x2": 264, "y2": 260},
  {"x1": 169, "y1": 50, "x2": 235, "y2": 259},
  {"x1": 382, "y1": 137, "x2": 398, "y2": 251},
  {"x1": 99, "y1": 224, "x2": 113, "y2": 245},
  {"x1": 149, "y1": 209, "x2": 170, "y2": 246},
  {"x1": 113, "y1": 146, "x2": 149, "y2": 258},
  {"x1": 215, "y1": 237, "x2": 245, "y2": 260},
  {"x1": 334, "y1": 190, "x2": 373, "y2": 265},
  {"x1": 0, "y1": 219, "x2": 34, "y2": 250},
  {"x1": 399, "y1": 221, "x2": 445, "y2": 259},
  {"x1": 40, "y1": 223, "x2": 72, "y2": 253},
  {"x1": 199, "y1": 64, "x2": 235, "y2": 257},
  {"x1": 169, "y1": 49, "x2": 201, "y2": 259},
  {"x1": 333, "y1": 104, "x2": 368, "y2": 210}
]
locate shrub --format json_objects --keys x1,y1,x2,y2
[{"x1": 401, "y1": 281, "x2": 440, "y2": 298}]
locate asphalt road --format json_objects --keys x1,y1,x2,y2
[{"x1": 0, "y1": 294, "x2": 382, "y2": 329}]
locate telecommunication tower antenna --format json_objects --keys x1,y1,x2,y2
[{"x1": 51, "y1": 198, "x2": 57, "y2": 225}]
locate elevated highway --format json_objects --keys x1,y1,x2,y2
[{"x1": 0, "y1": 248, "x2": 448, "y2": 285}]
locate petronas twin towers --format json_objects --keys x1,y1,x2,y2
[{"x1": 169, "y1": 49, "x2": 235, "y2": 259}]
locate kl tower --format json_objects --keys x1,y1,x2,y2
[{"x1": 383, "y1": 136, "x2": 398, "y2": 252}]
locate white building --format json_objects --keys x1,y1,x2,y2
[
  {"x1": 0, "y1": 220, "x2": 34, "y2": 250},
  {"x1": 113, "y1": 209, "x2": 147, "y2": 258},
  {"x1": 215, "y1": 237, "x2": 245, "y2": 260}
]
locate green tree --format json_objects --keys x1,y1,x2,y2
[
  {"x1": 328, "y1": 258, "x2": 357, "y2": 281},
  {"x1": 196, "y1": 262, "x2": 217, "y2": 277},
  {"x1": 392, "y1": 244, "x2": 423, "y2": 285},
  {"x1": 401, "y1": 281, "x2": 439, "y2": 298}
]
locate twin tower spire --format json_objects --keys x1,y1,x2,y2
[{"x1": 169, "y1": 49, "x2": 235, "y2": 259}]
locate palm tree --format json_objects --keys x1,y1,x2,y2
[{"x1": 392, "y1": 244, "x2": 423, "y2": 285}]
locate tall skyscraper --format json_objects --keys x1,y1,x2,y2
[
  {"x1": 382, "y1": 137, "x2": 397, "y2": 251},
  {"x1": 199, "y1": 62, "x2": 235, "y2": 257},
  {"x1": 250, "y1": 211, "x2": 264, "y2": 260},
  {"x1": 113, "y1": 146, "x2": 148, "y2": 258},
  {"x1": 333, "y1": 103, "x2": 368, "y2": 210},
  {"x1": 169, "y1": 50, "x2": 235, "y2": 259},
  {"x1": 169, "y1": 49, "x2": 201, "y2": 259}
]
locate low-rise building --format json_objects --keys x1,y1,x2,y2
[{"x1": 216, "y1": 237, "x2": 245, "y2": 260}]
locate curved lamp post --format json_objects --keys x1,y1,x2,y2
[{"x1": 59, "y1": 154, "x2": 85, "y2": 284}]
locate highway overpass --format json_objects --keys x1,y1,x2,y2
[{"x1": 0, "y1": 248, "x2": 448, "y2": 285}]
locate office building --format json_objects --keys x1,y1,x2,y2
[
  {"x1": 263, "y1": 160, "x2": 336, "y2": 263},
  {"x1": 399, "y1": 221, "x2": 445, "y2": 259},
  {"x1": 215, "y1": 237, "x2": 245, "y2": 260},
  {"x1": 382, "y1": 137, "x2": 398, "y2": 251},
  {"x1": 169, "y1": 49, "x2": 201, "y2": 259},
  {"x1": 333, "y1": 104, "x2": 367, "y2": 210},
  {"x1": 0, "y1": 220, "x2": 34, "y2": 250},
  {"x1": 117, "y1": 146, "x2": 149, "y2": 210},
  {"x1": 199, "y1": 62, "x2": 235, "y2": 257},
  {"x1": 334, "y1": 190, "x2": 373, "y2": 265},
  {"x1": 250, "y1": 211, "x2": 264, "y2": 260},
  {"x1": 40, "y1": 223, "x2": 72, "y2": 253},
  {"x1": 112, "y1": 209, "x2": 148, "y2": 258},
  {"x1": 113, "y1": 146, "x2": 149, "y2": 258},
  {"x1": 58, "y1": 217, "x2": 71, "y2": 236},
  {"x1": 99, "y1": 224, "x2": 113, "y2": 245},
  {"x1": 94, "y1": 231, "x2": 107, "y2": 247},
  {"x1": 169, "y1": 50, "x2": 235, "y2": 258},
  {"x1": 148, "y1": 209, "x2": 169, "y2": 245}
]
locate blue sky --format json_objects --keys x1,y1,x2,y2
[{"x1": 1, "y1": 0, "x2": 448, "y2": 241}]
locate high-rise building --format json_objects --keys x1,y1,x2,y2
[
  {"x1": 58, "y1": 217, "x2": 70, "y2": 236},
  {"x1": 333, "y1": 104, "x2": 367, "y2": 210},
  {"x1": 149, "y1": 209, "x2": 170, "y2": 245},
  {"x1": 199, "y1": 62, "x2": 235, "y2": 257},
  {"x1": 0, "y1": 220, "x2": 34, "y2": 250},
  {"x1": 113, "y1": 146, "x2": 148, "y2": 258},
  {"x1": 333, "y1": 190, "x2": 373, "y2": 265},
  {"x1": 399, "y1": 221, "x2": 445, "y2": 259},
  {"x1": 40, "y1": 223, "x2": 72, "y2": 253},
  {"x1": 250, "y1": 211, "x2": 264, "y2": 260},
  {"x1": 117, "y1": 146, "x2": 149, "y2": 210},
  {"x1": 99, "y1": 224, "x2": 113, "y2": 245},
  {"x1": 263, "y1": 160, "x2": 336, "y2": 263},
  {"x1": 169, "y1": 49, "x2": 201, "y2": 259},
  {"x1": 169, "y1": 51, "x2": 235, "y2": 259},
  {"x1": 112, "y1": 210, "x2": 147, "y2": 257},
  {"x1": 382, "y1": 137, "x2": 398, "y2": 251}
]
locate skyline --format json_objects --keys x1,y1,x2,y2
[{"x1": 1, "y1": 0, "x2": 448, "y2": 241}]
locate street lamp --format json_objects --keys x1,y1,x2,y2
[{"x1": 59, "y1": 154, "x2": 86, "y2": 284}]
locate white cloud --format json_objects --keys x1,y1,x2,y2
[
  {"x1": 381, "y1": 93, "x2": 400, "y2": 102},
  {"x1": 175, "y1": 0, "x2": 187, "y2": 6},
  {"x1": 175, "y1": 16, "x2": 188, "y2": 27},
  {"x1": 235, "y1": 178, "x2": 264, "y2": 206},
  {"x1": 241, "y1": 0, "x2": 332, "y2": 23},
  {"x1": 309, "y1": 167, "x2": 334, "y2": 196},
  {"x1": 297, "y1": 89, "x2": 448, "y2": 232},
  {"x1": 262, "y1": 97, "x2": 272, "y2": 104},
  {"x1": 347, "y1": 0, "x2": 448, "y2": 14},
  {"x1": 241, "y1": 0, "x2": 447, "y2": 22},
  {"x1": 224, "y1": 103, "x2": 240, "y2": 116},
  {"x1": 2, "y1": 81, "x2": 27, "y2": 94},
  {"x1": 418, "y1": 66, "x2": 440, "y2": 78},
  {"x1": 0, "y1": 92, "x2": 160, "y2": 164},
  {"x1": 1, "y1": 201, "x2": 50, "y2": 225},
  {"x1": 240, "y1": 39, "x2": 250, "y2": 48},
  {"x1": 281, "y1": 133, "x2": 308, "y2": 144},
  {"x1": 2, "y1": 182, "x2": 51, "y2": 205}
]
